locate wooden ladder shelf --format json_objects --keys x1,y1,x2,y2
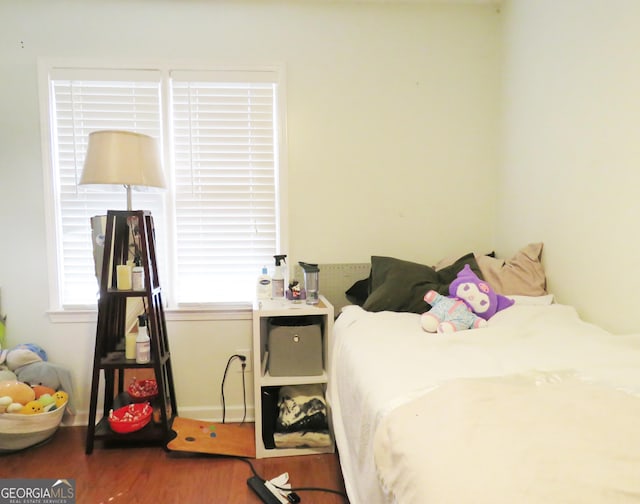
[{"x1": 85, "y1": 210, "x2": 178, "y2": 454}]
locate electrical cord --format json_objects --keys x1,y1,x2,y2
[
  {"x1": 233, "y1": 456, "x2": 349, "y2": 502},
  {"x1": 241, "y1": 360, "x2": 247, "y2": 424},
  {"x1": 221, "y1": 354, "x2": 247, "y2": 424},
  {"x1": 220, "y1": 358, "x2": 347, "y2": 500}
]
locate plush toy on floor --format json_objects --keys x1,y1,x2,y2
[
  {"x1": 0, "y1": 344, "x2": 72, "y2": 452},
  {"x1": 0, "y1": 343, "x2": 75, "y2": 414},
  {"x1": 0, "y1": 343, "x2": 47, "y2": 370},
  {"x1": 421, "y1": 264, "x2": 514, "y2": 334},
  {"x1": 19, "y1": 400, "x2": 44, "y2": 415},
  {"x1": 0, "y1": 380, "x2": 35, "y2": 407}
]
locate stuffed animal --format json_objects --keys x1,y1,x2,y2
[
  {"x1": 421, "y1": 264, "x2": 515, "y2": 334},
  {"x1": 0, "y1": 369, "x2": 16, "y2": 382},
  {"x1": 0, "y1": 343, "x2": 47, "y2": 370},
  {"x1": 0, "y1": 380, "x2": 37, "y2": 413},
  {"x1": 421, "y1": 291, "x2": 488, "y2": 333},
  {"x1": 13, "y1": 362, "x2": 75, "y2": 414},
  {"x1": 0, "y1": 380, "x2": 36, "y2": 405},
  {"x1": 19, "y1": 400, "x2": 44, "y2": 415},
  {"x1": 36, "y1": 393, "x2": 56, "y2": 412},
  {"x1": 0, "y1": 344, "x2": 75, "y2": 414},
  {"x1": 53, "y1": 391, "x2": 69, "y2": 409},
  {"x1": 449, "y1": 264, "x2": 514, "y2": 320},
  {"x1": 31, "y1": 384, "x2": 56, "y2": 399},
  {"x1": 0, "y1": 396, "x2": 11, "y2": 413}
]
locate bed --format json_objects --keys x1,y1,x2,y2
[{"x1": 325, "y1": 246, "x2": 640, "y2": 504}]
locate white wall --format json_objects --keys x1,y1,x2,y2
[
  {"x1": 498, "y1": 0, "x2": 640, "y2": 334},
  {"x1": 0, "y1": 1, "x2": 501, "y2": 422}
]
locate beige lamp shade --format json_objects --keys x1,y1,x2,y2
[{"x1": 80, "y1": 130, "x2": 166, "y2": 209}]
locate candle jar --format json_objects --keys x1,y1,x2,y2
[{"x1": 116, "y1": 264, "x2": 132, "y2": 290}]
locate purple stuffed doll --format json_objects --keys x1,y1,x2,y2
[{"x1": 421, "y1": 264, "x2": 514, "y2": 334}]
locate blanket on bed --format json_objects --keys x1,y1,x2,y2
[
  {"x1": 374, "y1": 373, "x2": 640, "y2": 504},
  {"x1": 329, "y1": 303, "x2": 640, "y2": 504}
]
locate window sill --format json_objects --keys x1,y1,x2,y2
[{"x1": 47, "y1": 303, "x2": 252, "y2": 323}]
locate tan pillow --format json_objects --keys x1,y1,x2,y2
[
  {"x1": 433, "y1": 252, "x2": 492, "y2": 271},
  {"x1": 477, "y1": 243, "x2": 547, "y2": 296}
]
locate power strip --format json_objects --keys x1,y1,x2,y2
[{"x1": 247, "y1": 476, "x2": 283, "y2": 504}]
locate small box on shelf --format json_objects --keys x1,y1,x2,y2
[{"x1": 267, "y1": 317, "x2": 323, "y2": 377}]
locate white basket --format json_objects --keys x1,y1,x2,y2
[{"x1": 0, "y1": 403, "x2": 66, "y2": 452}]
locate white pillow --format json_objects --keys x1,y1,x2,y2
[{"x1": 506, "y1": 294, "x2": 554, "y2": 306}]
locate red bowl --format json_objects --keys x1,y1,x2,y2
[
  {"x1": 108, "y1": 402, "x2": 152, "y2": 434},
  {"x1": 128, "y1": 379, "x2": 158, "y2": 403}
]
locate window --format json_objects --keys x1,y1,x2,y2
[{"x1": 41, "y1": 63, "x2": 286, "y2": 310}]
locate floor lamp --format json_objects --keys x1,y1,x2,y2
[{"x1": 79, "y1": 130, "x2": 166, "y2": 211}]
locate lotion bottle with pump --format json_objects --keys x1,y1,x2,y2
[
  {"x1": 256, "y1": 266, "x2": 271, "y2": 300},
  {"x1": 271, "y1": 254, "x2": 287, "y2": 299},
  {"x1": 136, "y1": 314, "x2": 151, "y2": 364}
]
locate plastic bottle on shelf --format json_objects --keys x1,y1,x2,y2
[
  {"x1": 132, "y1": 256, "x2": 145, "y2": 291},
  {"x1": 271, "y1": 254, "x2": 287, "y2": 299},
  {"x1": 135, "y1": 314, "x2": 151, "y2": 364},
  {"x1": 256, "y1": 266, "x2": 271, "y2": 300}
]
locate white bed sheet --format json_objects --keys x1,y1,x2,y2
[
  {"x1": 374, "y1": 373, "x2": 640, "y2": 504},
  {"x1": 327, "y1": 304, "x2": 640, "y2": 504}
]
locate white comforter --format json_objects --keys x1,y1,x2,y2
[{"x1": 327, "y1": 303, "x2": 640, "y2": 504}]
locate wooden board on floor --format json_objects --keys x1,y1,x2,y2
[{"x1": 167, "y1": 417, "x2": 255, "y2": 458}]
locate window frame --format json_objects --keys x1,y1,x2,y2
[{"x1": 38, "y1": 59, "x2": 288, "y2": 322}]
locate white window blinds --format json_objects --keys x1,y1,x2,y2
[
  {"x1": 170, "y1": 71, "x2": 279, "y2": 303},
  {"x1": 50, "y1": 69, "x2": 164, "y2": 307},
  {"x1": 46, "y1": 65, "x2": 282, "y2": 308}
]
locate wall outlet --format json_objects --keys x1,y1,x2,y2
[{"x1": 235, "y1": 349, "x2": 252, "y2": 373}]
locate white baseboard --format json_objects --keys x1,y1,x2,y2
[{"x1": 63, "y1": 405, "x2": 255, "y2": 427}]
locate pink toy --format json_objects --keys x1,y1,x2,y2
[
  {"x1": 421, "y1": 291, "x2": 487, "y2": 333},
  {"x1": 421, "y1": 264, "x2": 514, "y2": 334}
]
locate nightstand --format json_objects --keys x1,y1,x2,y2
[{"x1": 252, "y1": 295, "x2": 335, "y2": 458}]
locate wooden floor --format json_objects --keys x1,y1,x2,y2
[{"x1": 2, "y1": 426, "x2": 349, "y2": 504}]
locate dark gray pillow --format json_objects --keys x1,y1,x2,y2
[
  {"x1": 361, "y1": 253, "x2": 482, "y2": 314},
  {"x1": 345, "y1": 278, "x2": 370, "y2": 306}
]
